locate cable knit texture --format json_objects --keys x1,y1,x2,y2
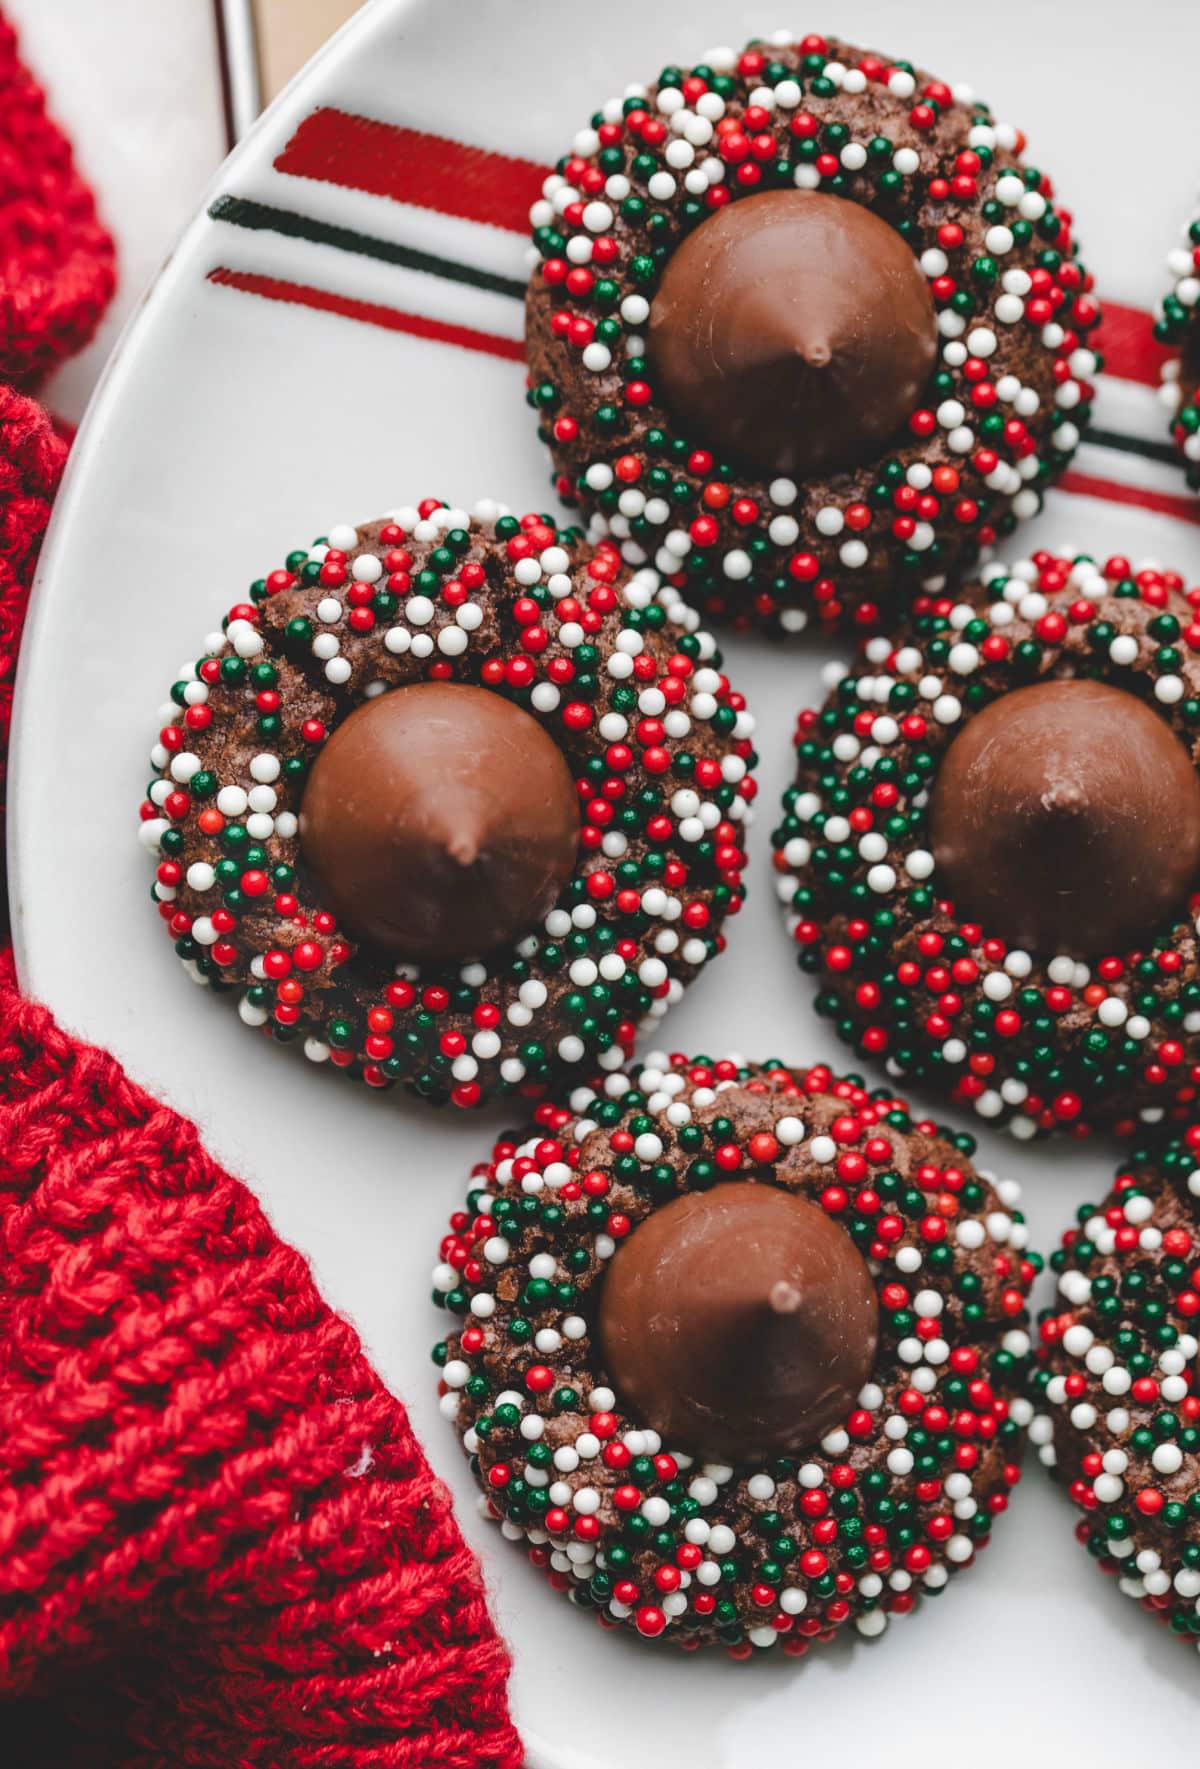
[{"x1": 0, "y1": 20, "x2": 520, "y2": 1767}]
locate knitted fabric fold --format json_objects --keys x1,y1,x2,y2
[
  {"x1": 0, "y1": 17, "x2": 115, "y2": 388},
  {"x1": 0, "y1": 19, "x2": 520, "y2": 1768},
  {"x1": 0, "y1": 950, "x2": 519, "y2": 1767},
  {"x1": 0, "y1": 383, "x2": 66, "y2": 923}
]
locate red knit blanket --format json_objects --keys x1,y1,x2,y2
[{"x1": 0, "y1": 22, "x2": 520, "y2": 1768}]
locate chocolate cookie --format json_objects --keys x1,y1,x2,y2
[
  {"x1": 773, "y1": 550, "x2": 1200, "y2": 1138},
  {"x1": 433, "y1": 1054, "x2": 1037, "y2": 1652},
  {"x1": 1031, "y1": 1127, "x2": 1200, "y2": 1649},
  {"x1": 525, "y1": 31, "x2": 1099, "y2": 635},
  {"x1": 1154, "y1": 211, "x2": 1200, "y2": 488},
  {"x1": 139, "y1": 502, "x2": 756, "y2": 1107}
]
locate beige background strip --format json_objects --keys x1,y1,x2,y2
[{"x1": 254, "y1": 0, "x2": 365, "y2": 100}]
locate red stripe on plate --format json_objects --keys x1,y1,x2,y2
[
  {"x1": 1095, "y1": 300, "x2": 1172, "y2": 389},
  {"x1": 209, "y1": 268, "x2": 1199, "y2": 526},
  {"x1": 1057, "y1": 467, "x2": 1200, "y2": 525},
  {"x1": 207, "y1": 267, "x2": 526, "y2": 362},
  {"x1": 273, "y1": 112, "x2": 1179, "y2": 393},
  {"x1": 274, "y1": 108, "x2": 546, "y2": 234}
]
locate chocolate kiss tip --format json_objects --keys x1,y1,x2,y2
[
  {"x1": 648, "y1": 188, "x2": 936, "y2": 479},
  {"x1": 446, "y1": 830, "x2": 480, "y2": 867},
  {"x1": 298, "y1": 681, "x2": 579, "y2": 963},
  {"x1": 597, "y1": 1185, "x2": 880, "y2": 1460},
  {"x1": 930, "y1": 678, "x2": 1200, "y2": 958}
]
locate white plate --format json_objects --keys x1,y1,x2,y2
[{"x1": 12, "y1": 1, "x2": 1200, "y2": 1762}]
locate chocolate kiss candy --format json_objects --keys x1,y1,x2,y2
[
  {"x1": 648, "y1": 188, "x2": 937, "y2": 479},
  {"x1": 930, "y1": 678, "x2": 1200, "y2": 957},
  {"x1": 300, "y1": 681, "x2": 579, "y2": 962},
  {"x1": 597, "y1": 1183, "x2": 879, "y2": 1461}
]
